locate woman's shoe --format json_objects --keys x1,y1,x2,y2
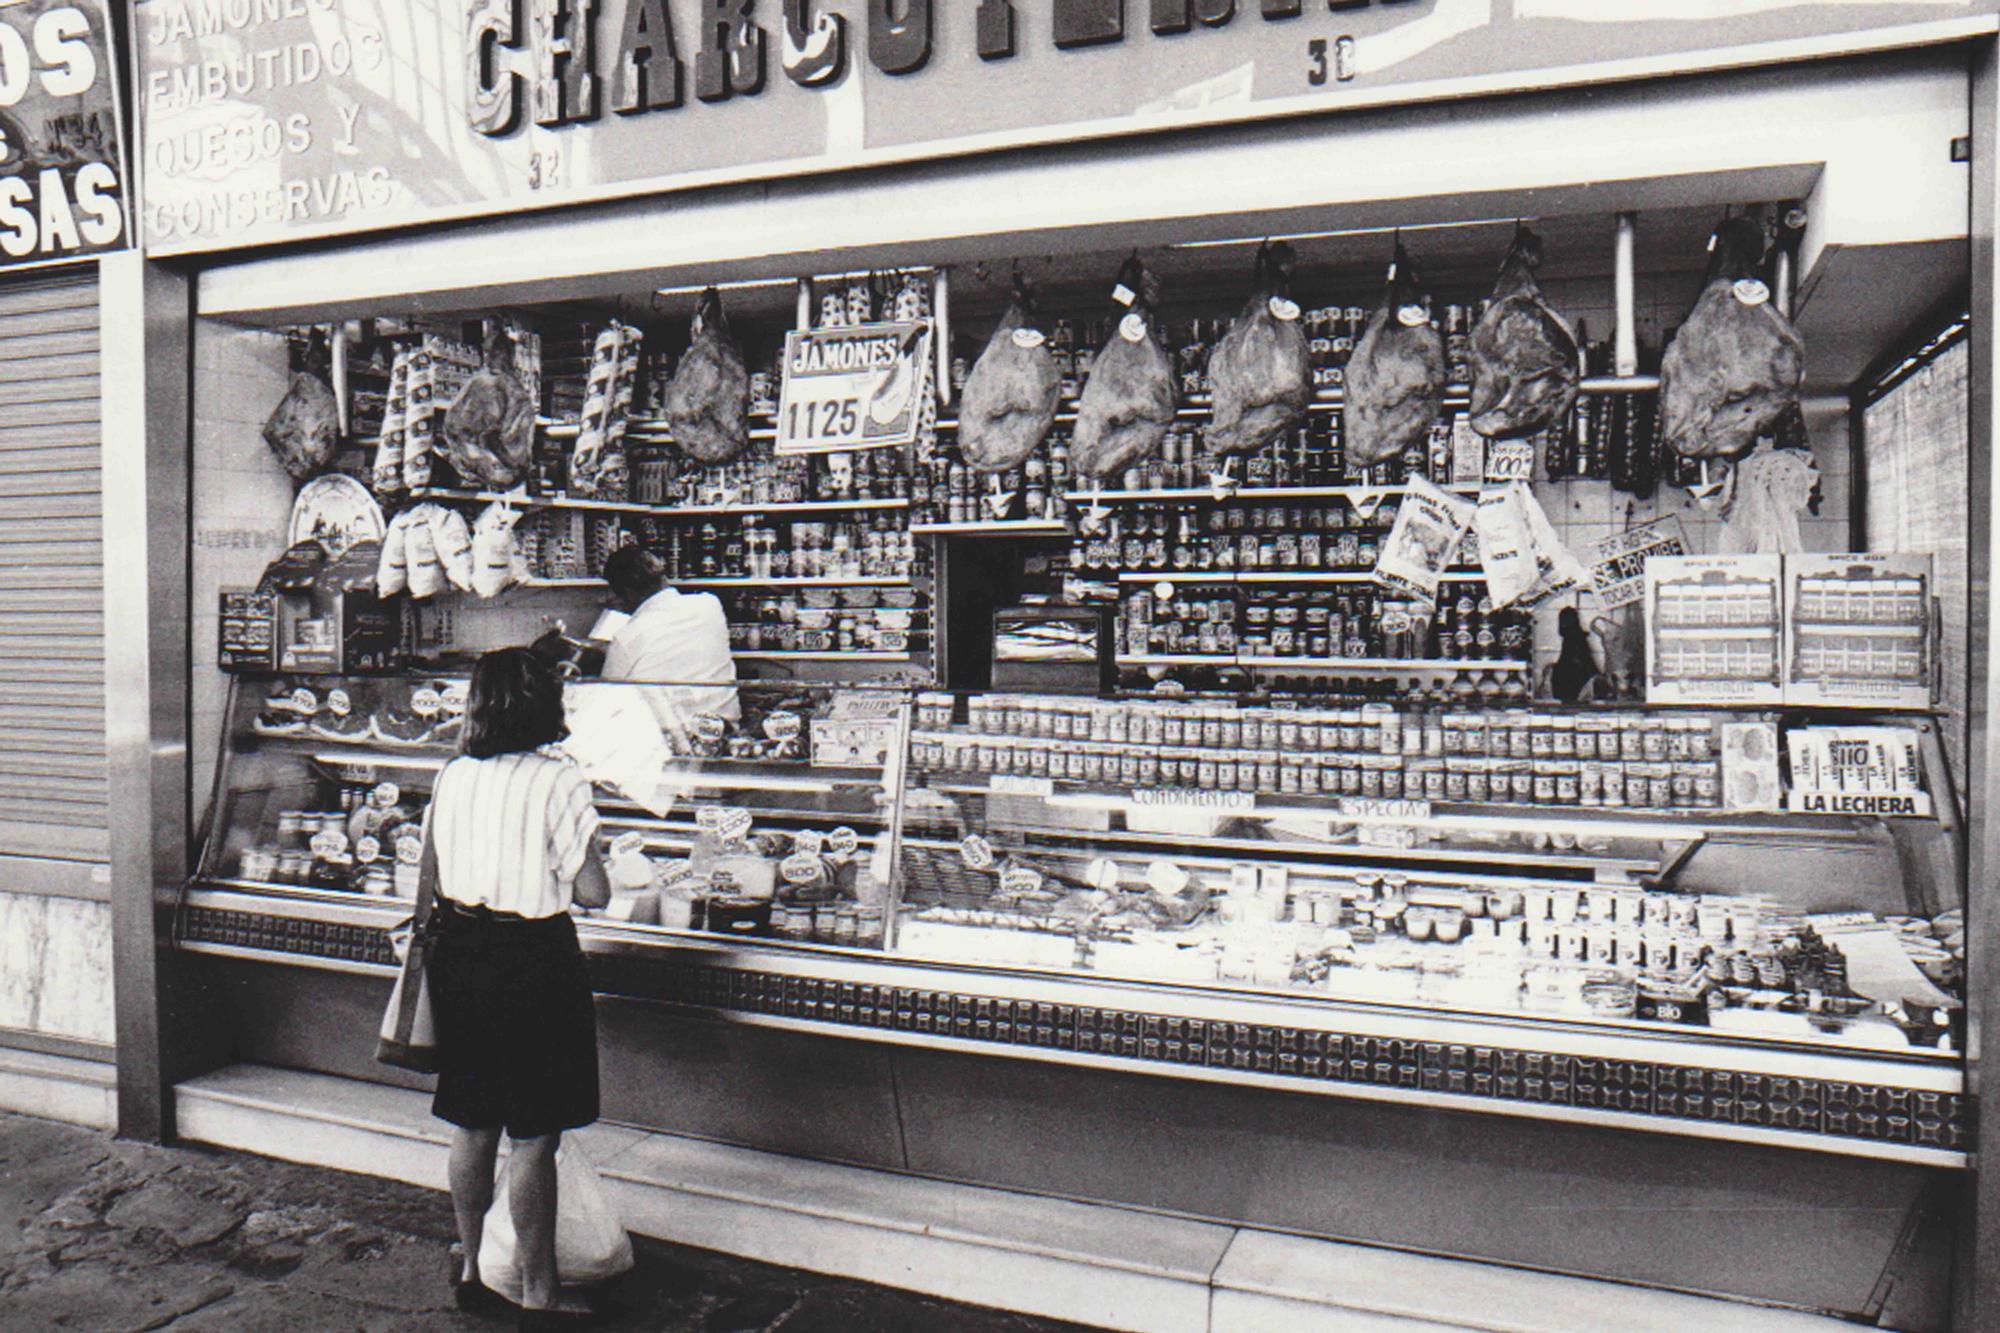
[
  {"x1": 516, "y1": 1301, "x2": 594, "y2": 1331},
  {"x1": 448, "y1": 1243, "x2": 503, "y2": 1313}
]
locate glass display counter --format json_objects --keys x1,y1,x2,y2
[{"x1": 179, "y1": 677, "x2": 1967, "y2": 1164}]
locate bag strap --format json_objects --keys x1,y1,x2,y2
[{"x1": 390, "y1": 811, "x2": 442, "y2": 1050}]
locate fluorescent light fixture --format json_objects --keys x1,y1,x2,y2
[
  {"x1": 1173, "y1": 217, "x2": 1528, "y2": 250},
  {"x1": 654, "y1": 277, "x2": 800, "y2": 297}
]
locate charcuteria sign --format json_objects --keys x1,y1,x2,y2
[{"x1": 137, "y1": 0, "x2": 1997, "y2": 256}]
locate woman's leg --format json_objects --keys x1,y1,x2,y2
[
  {"x1": 448, "y1": 1125, "x2": 502, "y2": 1281},
  {"x1": 508, "y1": 1131, "x2": 586, "y2": 1311}
]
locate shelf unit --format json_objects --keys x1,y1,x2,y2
[
  {"x1": 1065, "y1": 483, "x2": 1484, "y2": 504},
  {"x1": 736, "y1": 651, "x2": 918, "y2": 662},
  {"x1": 1116, "y1": 654, "x2": 1530, "y2": 672},
  {"x1": 1112, "y1": 569, "x2": 1486, "y2": 585},
  {"x1": 909, "y1": 520, "x2": 1070, "y2": 536},
  {"x1": 411, "y1": 486, "x2": 911, "y2": 518}
]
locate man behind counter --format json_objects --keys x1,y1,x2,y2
[{"x1": 598, "y1": 545, "x2": 742, "y2": 739}]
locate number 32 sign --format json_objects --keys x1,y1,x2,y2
[{"x1": 776, "y1": 321, "x2": 933, "y2": 455}]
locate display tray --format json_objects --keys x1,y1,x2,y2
[{"x1": 174, "y1": 884, "x2": 1966, "y2": 1169}]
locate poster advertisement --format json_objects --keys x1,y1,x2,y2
[
  {"x1": 1785, "y1": 726, "x2": 1932, "y2": 817},
  {"x1": 0, "y1": 1, "x2": 128, "y2": 268},
  {"x1": 1591, "y1": 518, "x2": 1688, "y2": 611},
  {"x1": 776, "y1": 321, "x2": 932, "y2": 455}
]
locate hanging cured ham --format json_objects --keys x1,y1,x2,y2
[
  {"x1": 1469, "y1": 224, "x2": 1581, "y2": 440},
  {"x1": 263, "y1": 330, "x2": 340, "y2": 483},
  {"x1": 958, "y1": 276, "x2": 1062, "y2": 473},
  {"x1": 1206, "y1": 240, "x2": 1311, "y2": 457},
  {"x1": 667, "y1": 288, "x2": 751, "y2": 465},
  {"x1": 442, "y1": 328, "x2": 536, "y2": 488},
  {"x1": 1073, "y1": 258, "x2": 1176, "y2": 481},
  {"x1": 1345, "y1": 244, "x2": 1446, "y2": 466},
  {"x1": 1659, "y1": 216, "x2": 1804, "y2": 460}
]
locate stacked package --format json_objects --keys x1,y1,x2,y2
[
  {"x1": 371, "y1": 336, "x2": 482, "y2": 494},
  {"x1": 571, "y1": 322, "x2": 641, "y2": 499}
]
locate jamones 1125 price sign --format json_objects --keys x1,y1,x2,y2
[{"x1": 776, "y1": 321, "x2": 933, "y2": 455}]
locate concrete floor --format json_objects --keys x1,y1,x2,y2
[{"x1": 0, "y1": 1111, "x2": 1101, "y2": 1332}]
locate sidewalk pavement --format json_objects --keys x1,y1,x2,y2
[{"x1": 0, "y1": 1110, "x2": 1101, "y2": 1332}]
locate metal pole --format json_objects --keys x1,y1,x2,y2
[
  {"x1": 1613, "y1": 212, "x2": 1638, "y2": 378},
  {"x1": 1957, "y1": 34, "x2": 2000, "y2": 1331},
  {"x1": 934, "y1": 266, "x2": 952, "y2": 407}
]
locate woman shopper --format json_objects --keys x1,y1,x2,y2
[{"x1": 422, "y1": 647, "x2": 610, "y2": 1328}]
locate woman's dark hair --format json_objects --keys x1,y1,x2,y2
[{"x1": 461, "y1": 647, "x2": 568, "y2": 758}]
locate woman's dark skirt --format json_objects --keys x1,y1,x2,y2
[{"x1": 425, "y1": 900, "x2": 599, "y2": 1138}]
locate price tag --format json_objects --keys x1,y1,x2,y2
[
  {"x1": 1118, "y1": 313, "x2": 1147, "y2": 344},
  {"x1": 776, "y1": 320, "x2": 933, "y2": 455},
  {"x1": 370, "y1": 781, "x2": 400, "y2": 809},
  {"x1": 410, "y1": 687, "x2": 443, "y2": 718},
  {"x1": 326, "y1": 688, "x2": 352, "y2": 717},
  {"x1": 693, "y1": 714, "x2": 729, "y2": 744},
  {"x1": 1396, "y1": 304, "x2": 1429, "y2": 328},
  {"x1": 1145, "y1": 860, "x2": 1191, "y2": 896},
  {"x1": 1732, "y1": 278, "x2": 1770, "y2": 307},
  {"x1": 290, "y1": 687, "x2": 318, "y2": 713},
  {"x1": 395, "y1": 831, "x2": 424, "y2": 865},
  {"x1": 440, "y1": 682, "x2": 469, "y2": 715},
  {"x1": 781, "y1": 852, "x2": 824, "y2": 885},
  {"x1": 611, "y1": 830, "x2": 648, "y2": 858},
  {"x1": 1086, "y1": 857, "x2": 1121, "y2": 891},
  {"x1": 827, "y1": 826, "x2": 860, "y2": 857},
  {"x1": 1484, "y1": 439, "x2": 1535, "y2": 483},
  {"x1": 999, "y1": 865, "x2": 1045, "y2": 897},
  {"x1": 1268, "y1": 296, "x2": 1301, "y2": 322},
  {"x1": 960, "y1": 834, "x2": 995, "y2": 870},
  {"x1": 991, "y1": 774, "x2": 1054, "y2": 796},
  {"x1": 357, "y1": 835, "x2": 384, "y2": 864},
  {"x1": 791, "y1": 828, "x2": 826, "y2": 857},
  {"x1": 1011, "y1": 327, "x2": 1047, "y2": 349},
  {"x1": 1111, "y1": 283, "x2": 1136, "y2": 307},
  {"x1": 310, "y1": 828, "x2": 348, "y2": 859},
  {"x1": 761, "y1": 711, "x2": 802, "y2": 742}
]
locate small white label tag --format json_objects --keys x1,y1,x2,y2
[
  {"x1": 1011, "y1": 327, "x2": 1047, "y2": 349},
  {"x1": 1339, "y1": 796, "x2": 1434, "y2": 822},
  {"x1": 999, "y1": 865, "x2": 1045, "y2": 897},
  {"x1": 780, "y1": 852, "x2": 823, "y2": 885},
  {"x1": 827, "y1": 826, "x2": 860, "y2": 857},
  {"x1": 371, "y1": 781, "x2": 400, "y2": 808},
  {"x1": 1268, "y1": 296, "x2": 1301, "y2": 322},
  {"x1": 991, "y1": 774, "x2": 1054, "y2": 796},
  {"x1": 1130, "y1": 788, "x2": 1255, "y2": 812},
  {"x1": 1145, "y1": 860, "x2": 1191, "y2": 896},
  {"x1": 611, "y1": 830, "x2": 648, "y2": 858},
  {"x1": 410, "y1": 688, "x2": 443, "y2": 718},
  {"x1": 1396, "y1": 304, "x2": 1429, "y2": 328},
  {"x1": 1732, "y1": 278, "x2": 1770, "y2": 307},
  {"x1": 1086, "y1": 857, "x2": 1121, "y2": 891},
  {"x1": 1119, "y1": 312, "x2": 1147, "y2": 344},
  {"x1": 960, "y1": 834, "x2": 995, "y2": 870},
  {"x1": 355, "y1": 835, "x2": 381, "y2": 865},
  {"x1": 791, "y1": 828, "x2": 826, "y2": 857},
  {"x1": 1111, "y1": 283, "x2": 1136, "y2": 308}
]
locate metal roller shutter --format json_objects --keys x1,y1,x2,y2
[{"x1": 0, "y1": 274, "x2": 104, "y2": 861}]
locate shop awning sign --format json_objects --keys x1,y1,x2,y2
[
  {"x1": 134, "y1": 0, "x2": 1997, "y2": 256},
  {"x1": 776, "y1": 321, "x2": 932, "y2": 455},
  {"x1": 0, "y1": 2, "x2": 128, "y2": 268}
]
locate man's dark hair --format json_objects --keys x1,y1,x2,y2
[
  {"x1": 602, "y1": 544, "x2": 665, "y2": 607},
  {"x1": 461, "y1": 647, "x2": 568, "y2": 758}
]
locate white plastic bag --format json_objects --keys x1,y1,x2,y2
[
  {"x1": 478, "y1": 1144, "x2": 634, "y2": 1304},
  {"x1": 1374, "y1": 476, "x2": 1475, "y2": 602}
]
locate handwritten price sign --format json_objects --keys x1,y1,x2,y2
[{"x1": 776, "y1": 321, "x2": 932, "y2": 455}]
